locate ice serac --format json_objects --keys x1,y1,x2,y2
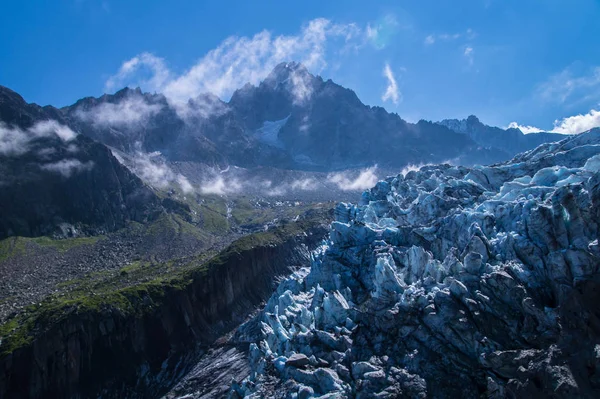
[{"x1": 230, "y1": 128, "x2": 600, "y2": 398}]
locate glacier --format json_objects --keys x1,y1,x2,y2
[{"x1": 228, "y1": 129, "x2": 600, "y2": 398}]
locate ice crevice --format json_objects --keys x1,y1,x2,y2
[{"x1": 230, "y1": 129, "x2": 600, "y2": 398}]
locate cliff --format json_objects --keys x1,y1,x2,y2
[{"x1": 0, "y1": 215, "x2": 330, "y2": 398}]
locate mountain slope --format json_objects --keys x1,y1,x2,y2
[{"x1": 0, "y1": 86, "x2": 163, "y2": 238}]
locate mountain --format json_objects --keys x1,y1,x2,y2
[
  {"x1": 0, "y1": 87, "x2": 163, "y2": 238},
  {"x1": 438, "y1": 115, "x2": 567, "y2": 157},
  {"x1": 2, "y1": 62, "x2": 562, "y2": 174}
]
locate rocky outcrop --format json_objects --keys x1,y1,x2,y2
[
  {"x1": 0, "y1": 133, "x2": 162, "y2": 238},
  {"x1": 0, "y1": 217, "x2": 329, "y2": 399},
  {"x1": 231, "y1": 129, "x2": 600, "y2": 398}
]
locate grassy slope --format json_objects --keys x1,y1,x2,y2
[{"x1": 0, "y1": 207, "x2": 331, "y2": 358}]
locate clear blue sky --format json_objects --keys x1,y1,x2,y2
[{"x1": 2, "y1": 0, "x2": 599, "y2": 132}]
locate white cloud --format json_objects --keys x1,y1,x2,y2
[
  {"x1": 328, "y1": 166, "x2": 379, "y2": 191},
  {"x1": 200, "y1": 175, "x2": 242, "y2": 195},
  {"x1": 40, "y1": 159, "x2": 94, "y2": 178},
  {"x1": 75, "y1": 95, "x2": 163, "y2": 126},
  {"x1": 552, "y1": 109, "x2": 600, "y2": 134},
  {"x1": 105, "y1": 52, "x2": 170, "y2": 94},
  {"x1": 0, "y1": 120, "x2": 77, "y2": 156},
  {"x1": 464, "y1": 46, "x2": 474, "y2": 66},
  {"x1": 424, "y1": 29, "x2": 475, "y2": 45},
  {"x1": 381, "y1": 63, "x2": 400, "y2": 104},
  {"x1": 507, "y1": 122, "x2": 545, "y2": 134},
  {"x1": 105, "y1": 18, "x2": 364, "y2": 113},
  {"x1": 120, "y1": 149, "x2": 194, "y2": 193},
  {"x1": 290, "y1": 178, "x2": 318, "y2": 191},
  {"x1": 507, "y1": 109, "x2": 600, "y2": 135},
  {"x1": 537, "y1": 65, "x2": 600, "y2": 104},
  {"x1": 30, "y1": 120, "x2": 77, "y2": 141}
]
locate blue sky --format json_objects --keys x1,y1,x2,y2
[{"x1": 1, "y1": 0, "x2": 600, "y2": 133}]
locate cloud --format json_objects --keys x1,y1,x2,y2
[
  {"x1": 464, "y1": 46, "x2": 474, "y2": 66},
  {"x1": 75, "y1": 95, "x2": 163, "y2": 126},
  {"x1": 118, "y1": 149, "x2": 194, "y2": 193},
  {"x1": 382, "y1": 63, "x2": 400, "y2": 104},
  {"x1": 0, "y1": 120, "x2": 77, "y2": 156},
  {"x1": 105, "y1": 18, "x2": 364, "y2": 113},
  {"x1": 508, "y1": 109, "x2": 600, "y2": 135},
  {"x1": 507, "y1": 122, "x2": 545, "y2": 134},
  {"x1": 536, "y1": 65, "x2": 600, "y2": 104},
  {"x1": 105, "y1": 52, "x2": 170, "y2": 94},
  {"x1": 40, "y1": 159, "x2": 94, "y2": 178},
  {"x1": 200, "y1": 175, "x2": 242, "y2": 195},
  {"x1": 552, "y1": 109, "x2": 600, "y2": 134},
  {"x1": 424, "y1": 29, "x2": 475, "y2": 46},
  {"x1": 328, "y1": 166, "x2": 379, "y2": 191},
  {"x1": 366, "y1": 14, "x2": 400, "y2": 50},
  {"x1": 290, "y1": 178, "x2": 318, "y2": 191}
]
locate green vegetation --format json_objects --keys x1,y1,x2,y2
[
  {"x1": 0, "y1": 202, "x2": 332, "y2": 358},
  {"x1": 0, "y1": 235, "x2": 103, "y2": 263}
]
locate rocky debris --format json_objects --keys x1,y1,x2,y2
[
  {"x1": 0, "y1": 221, "x2": 229, "y2": 321},
  {"x1": 228, "y1": 129, "x2": 600, "y2": 398},
  {"x1": 0, "y1": 216, "x2": 331, "y2": 399},
  {"x1": 285, "y1": 353, "x2": 310, "y2": 368}
]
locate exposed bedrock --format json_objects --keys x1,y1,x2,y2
[{"x1": 0, "y1": 219, "x2": 329, "y2": 399}]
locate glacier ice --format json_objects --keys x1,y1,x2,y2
[{"x1": 230, "y1": 128, "x2": 600, "y2": 398}]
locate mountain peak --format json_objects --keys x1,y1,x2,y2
[{"x1": 264, "y1": 62, "x2": 311, "y2": 86}]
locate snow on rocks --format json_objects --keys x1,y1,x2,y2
[{"x1": 230, "y1": 128, "x2": 600, "y2": 398}]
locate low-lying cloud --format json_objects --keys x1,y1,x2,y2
[
  {"x1": 509, "y1": 108, "x2": 600, "y2": 135},
  {"x1": 40, "y1": 159, "x2": 94, "y2": 178},
  {"x1": 552, "y1": 109, "x2": 600, "y2": 134},
  {"x1": 0, "y1": 120, "x2": 77, "y2": 156},
  {"x1": 200, "y1": 175, "x2": 243, "y2": 195},
  {"x1": 328, "y1": 166, "x2": 378, "y2": 191},
  {"x1": 75, "y1": 96, "x2": 163, "y2": 126},
  {"x1": 507, "y1": 122, "x2": 545, "y2": 134},
  {"x1": 115, "y1": 149, "x2": 194, "y2": 194}
]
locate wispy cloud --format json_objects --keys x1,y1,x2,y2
[
  {"x1": 40, "y1": 159, "x2": 94, "y2": 178},
  {"x1": 536, "y1": 65, "x2": 600, "y2": 104},
  {"x1": 366, "y1": 14, "x2": 400, "y2": 50},
  {"x1": 114, "y1": 149, "x2": 194, "y2": 193},
  {"x1": 327, "y1": 166, "x2": 378, "y2": 191},
  {"x1": 507, "y1": 122, "x2": 545, "y2": 134},
  {"x1": 424, "y1": 28, "x2": 475, "y2": 45},
  {"x1": 464, "y1": 46, "x2": 474, "y2": 66},
  {"x1": 381, "y1": 63, "x2": 400, "y2": 104},
  {"x1": 105, "y1": 52, "x2": 170, "y2": 94},
  {"x1": 200, "y1": 175, "x2": 242, "y2": 195},
  {"x1": 0, "y1": 121, "x2": 77, "y2": 156},
  {"x1": 105, "y1": 18, "x2": 365, "y2": 114},
  {"x1": 75, "y1": 95, "x2": 163, "y2": 126}
]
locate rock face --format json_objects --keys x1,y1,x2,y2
[
  {"x1": 0, "y1": 86, "x2": 165, "y2": 238},
  {"x1": 439, "y1": 115, "x2": 565, "y2": 158},
  {"x1": 0, "y1": 134, "x2": 161, "y2": 238},
  {"x1": 0, "y1": 218, "x2": 329, "y2": 399},
  {"x1": 231, "y1": 129, "x2": 600, "y2": 398}
]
